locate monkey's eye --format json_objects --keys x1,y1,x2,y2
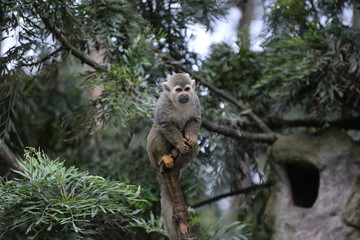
[
  {"x1": 175, "y1": 88, "x2": 182, "y2": 93},
  {"x1": 184, "y1": 87, "x2": 191, "y2": 92}
]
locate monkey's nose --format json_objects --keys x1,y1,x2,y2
[{"x1": 178, "y1": 94, "x2": 189, "y2": 103}]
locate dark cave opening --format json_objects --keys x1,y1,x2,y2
[{"x1": 285, "y1": 162, "x2": 320, "y2": 208}]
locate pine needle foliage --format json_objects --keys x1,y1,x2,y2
[{"x1": 0, "y1": 148, "x2": 146, "y2": 240}]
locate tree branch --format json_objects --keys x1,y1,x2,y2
[
  {"x1": 35, "y1": 3, "x2": 274, "y2": 137},
  {"x1": 201, "y1": 118, "x2": 279, "y2": 144},
  {"x1": 33, "y1": 4, "x2": 106, "y2": 72},
  {"x1": 267, "y1": 116, "x2": 360, "y2": 130},
  {"x1": 154, "y1": 48, "x2": 274, "y2": 134},
  {"x1": 160, "y1": 152, "x2": 196, "y2": 239},
  {"x1": 191, "y1": 182, "x2": 272, "y2": 209}
]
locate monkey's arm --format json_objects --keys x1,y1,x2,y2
[
  {"x1": 184, "y1": 96, "x2": 201, "y2": 134},
  {"x1": 156, "y1": 103, "x2": 193, "y2": 155},
  {"x1": 157, "y1": 120, "x2": 192, "y2": 155},
  {"x1": 184, "y1": 97, "x2": 201, "y2": 147},
  {"x1": 157, "y1": 121, "x2": 184, "y2": 146},
  {"x1": 183, "y1": 116, "x2": 201, "y2": 147},
  {"x1": 184, "y1": 116, "x2": 201, "y2": 135}
]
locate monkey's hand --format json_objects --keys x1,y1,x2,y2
[
  {"x1": 185, "y1": 133, "x2": 198, "y2": 148},
  {"x1": 171, "y1": 148, "x2": 180, "y2": 159},
  {"x1": 175, "y1": 138, "x2": 191, "y2": 154}
]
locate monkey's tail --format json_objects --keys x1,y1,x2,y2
[{"x1": 158, "y1": 173, "x2": 178, "y2": 240}]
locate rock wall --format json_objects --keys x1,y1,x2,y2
[{"x1": 263, "y1": 128, "x2": 360, "y2": 240}]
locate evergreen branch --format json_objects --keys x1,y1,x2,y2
[
  {"x1": 191, "y1": 182, "x2": 272, "y2": 209},
  {"x1": 33, "y1": 4, "x2": 106, "y2": 72},
  {"x1": 154, "y1": 48, "x2": 274, "y2": 134},
  {"x1": 201, "y1": 118, "x2": 279, "y2": 144}
]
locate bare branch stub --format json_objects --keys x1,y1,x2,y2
[
  {"x1": 0, "y1": 138, "x2": 23, "y2": 178},
  {"x1": 159, "y1": 152, "x2": 196, "y2": 240}
]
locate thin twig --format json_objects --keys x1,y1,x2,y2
[
  {"x1": 191, "y1": 182, "x2": 272, "y2": 209},
  {"x1": 19, "y1": 46, "x2": 64, "y2": 68}
]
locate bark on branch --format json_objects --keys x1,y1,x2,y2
[
  {"x1": 201, "y1": 118, "x2": 279, "y2": 144},
  {"x1": 160, "y1": 153, "x2": 196, "y2": 240},
  {"x1": 191, "y1": 182, "x2": 272, "y2": 209}
]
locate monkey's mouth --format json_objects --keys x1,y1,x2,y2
[{"x1": 178, "y1": 94, "x2": 189, "y2": 103}]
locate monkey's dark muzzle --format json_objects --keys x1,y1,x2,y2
[{"x1": 178, "y1": 94, "x2": 189, "y2": 104}]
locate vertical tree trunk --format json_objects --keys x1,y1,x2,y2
[
  {"x1": 160, "y1": 153, "x2": 196, "y2": 240},
  {"x1": 0, "y1": 29, "x2": 2, "y2": 55},
  {"x1": 226, "y1": 152, "x2": 253, "y2": 221},
  {"x1": 353, "y1": 0, "x2": 360, "y2": 30},
  {"x1": 0, "y1": 3, "x2": 4, "y2": 56},
  {"x1": 237, "y1": 0, "x2": 256, "y2": 47}
]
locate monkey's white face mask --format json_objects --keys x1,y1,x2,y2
[{"x1": 162, "y1": 81, "x2": 195, "y2": 107}]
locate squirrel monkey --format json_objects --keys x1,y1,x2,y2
[
  {"x1": 147, "y1": 73, "x2": 201, "y2": 169},
  {"x1": 147, "y1": 73, "x2": 201, "y2": 240}
]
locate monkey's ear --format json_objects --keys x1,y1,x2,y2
[
  {"x1": 191, "y1": 79, "x2": 196, "y2": 89},
  {"x1": 162, "y1": 82, "x2": 171, "y2": 92}
]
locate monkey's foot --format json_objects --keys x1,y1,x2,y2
[
  {"x1": 171, "y1": 148, "x2": 180, "y2": 159},
  {"x1": 160, "y1": 155, "x2": 174, "y2": 168}
]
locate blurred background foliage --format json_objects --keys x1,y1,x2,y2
[{"x1": 1, "y1": 0, "x2": 360, "y2": 239}]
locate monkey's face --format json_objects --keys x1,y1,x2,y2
[
  {"x1": 163, "y1": 83, "x2": 193, "y2": 106},
  {"x1": 173, "y1": 84, "x2": 192, "y2": 104},
  {"x1": 162, "y1": 74, "x2": 196, "y2": 106}
]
